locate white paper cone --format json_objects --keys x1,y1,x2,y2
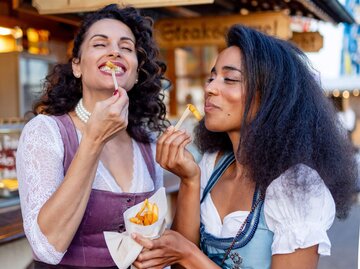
[{"x1": 104, "y1": 187, "x2": 168, "y2": 269}]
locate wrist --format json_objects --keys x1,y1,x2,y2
[
  {"x1": 180, "y1": 241, "x2": 199, "y2": 268},
  {"x1": 180, "y1": 176, "x2": 200, "y2": 189},
  {"x1": 80, "y1": 132, "x2": 104, "y2": 154},
  {"x1": 181, "y1": 169, "x2": 201, "y2": 188}
]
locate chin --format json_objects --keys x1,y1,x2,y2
[{"x1": 204, "y1": 119, "x2": 224, "y2": 132}]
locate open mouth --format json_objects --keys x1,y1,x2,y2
[{"x1": 99, "y1": 65, "x2": 125, "y2": 75}]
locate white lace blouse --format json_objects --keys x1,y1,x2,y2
[
  {"x1": 16, "y1": 115, "x2": 163, "y2": 264},
  {"x1": 200, "y1": 152, "x2": 336, "y2": 256}
]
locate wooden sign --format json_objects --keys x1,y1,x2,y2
[
  {"x1": 32, "y1": 0, "x2": 214, "y2": 14},
  {"x1": 290, "y1": 31, "x2": 323, "y2": 52},
  {"x1": 154, "y1": 12, "x2": 291, "y2": 48}
]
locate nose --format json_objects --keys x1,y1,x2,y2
[
  {"x1": 205, "y1": 81, "x2": 218, "y2": 95},
  {"x1": 109, "y1": 43, "x2": 121, "y2": 58},
  {"x1": 109, "y1": 49, "x2": 121, "y2": 58}
]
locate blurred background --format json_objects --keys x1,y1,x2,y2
[{"x1": 0, "y1": 0, "x2": 359, "y2": 268}]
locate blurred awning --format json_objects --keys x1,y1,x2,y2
[{"x1": 307, "y1": 0, "x2": 355, "y2": 24}]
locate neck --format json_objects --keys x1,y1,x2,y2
[
  {"x1": 226, "y1": 131, "x2": 254, "y2": 185},
  {"x1": 227, "y1": 130, "x2": 240, "y2": 157},
  {"x1": 81, "y1": 89, "x2": 113, "y2": 112}
]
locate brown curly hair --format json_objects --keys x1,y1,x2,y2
[{"x1": 33, "y1": 4, "x2": 169, "y2": 142}]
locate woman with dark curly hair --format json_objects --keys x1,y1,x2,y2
[
  {"x1": 132, "y1": 25, "x2": 357, "y2": 269},
  {"x1": 16, "y1": 4, "x2": 168, "y2": 268}
]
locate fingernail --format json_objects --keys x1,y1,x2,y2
[
  {"x1": 113, "y1": 89, "x2": 119, "y2": 96},
  {"x1": 167, "y1": 126, "x2": 174, "y2": 132},
  {"x1": 131, "y1": 233, "x2": 136, "y2": 239}
]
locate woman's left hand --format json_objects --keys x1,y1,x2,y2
[{"x1": 132, "y1": 230, "x2": 195, "y2": 269}]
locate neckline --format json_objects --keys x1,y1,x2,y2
[
  {"x1": 77, "y1": 130, "x2": 136, "y2": 193},
  {"x1": 207, "y1": 194, "x2": 250, "y2": 226}
]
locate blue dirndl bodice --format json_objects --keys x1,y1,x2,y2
[{"x1": 199, "y1": 152, "x2": 273, "y2": 269}]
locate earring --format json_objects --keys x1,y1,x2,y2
[
  {"x1": 135, "y1": 78, "x2": 139, "y2": 84},
  {"x1": 74, "y1": 73, "x2": 81, "y2": 78}
]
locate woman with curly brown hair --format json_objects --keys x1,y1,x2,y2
[{"x1": 16, "y1": 4, "x2": 168, "y2": 268}]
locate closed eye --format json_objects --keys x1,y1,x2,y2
[
  {"x1": 224, "y1": 78, "x2": 241, "y2": 83},
  {"x1": 121, "y1": 47, "x2": 133, "y2": 52},
  {"x1": 206, "y1": 77, "x2": 214, "y2": 84}
]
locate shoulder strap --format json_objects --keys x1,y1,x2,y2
[
  {"x1": 137, "y1": 142, "x2": 157, "y2": 188},
  {"x1": 200, "y1": 152, "x2": 235, "y2": 204},
  {"x1": 51, "y1": 114, "x2": 79, "y2": 174}
]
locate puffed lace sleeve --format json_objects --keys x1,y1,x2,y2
[
  {"x1": 264, "y1": 164, "x2": 336, "y2": 256},
  {"x1": 16, "y1": 115, "x2": 66, "y2": 264}
]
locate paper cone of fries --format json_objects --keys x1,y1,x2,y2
[{"x1": 104, "y1": 187, "x2": 168, "y2": 269}]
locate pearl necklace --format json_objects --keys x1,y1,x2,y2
[{"x1": 75, "y1": 98, "x2": 91, "y2": 123}]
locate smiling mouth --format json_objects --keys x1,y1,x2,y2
[{"x1": 99, "y1": 65, "x2": 125, "y2": 75}]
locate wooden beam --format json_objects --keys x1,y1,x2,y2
[
  {"x1": 32, "y1": 0, "x2": 215, "y2": 14},
  {"x1": 16, "y1": 6, "x2": 81, "y2": 27},
  {"x1": 164, "y1": 6, "x2": 201, "y2": 17},
  {"x1": 0, "y1": 14, "x2": 76, "y2": 41},
  {"x1": 165, "y1": 49, "x2": 177, "y2": 116}
]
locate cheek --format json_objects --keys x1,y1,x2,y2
[
  {"x1": 132, "y1": 57, "x2": 139, "y2": 74},
  {"x1": 220, "y1": 92, "x2": 245, "y2": 127},
  {"x1": 223, "y1": 92, "x2": 244, "y2": 113}
]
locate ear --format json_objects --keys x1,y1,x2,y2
[{"x1": 72, "y1": 58, "x2": 81, "y2": 78}]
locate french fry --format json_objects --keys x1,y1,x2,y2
[
  {"x1": 129, "y1": 199, "x2": 159, "y2": 226},
  {"x1": 105, "y1": 61, "x2": 119, "y2": 91},
  {"x1": 152, "y1": 204, "x2": 159, "y2": 222},
  {"x1": 188, "y1": 104, "x2": 202, "y2": 121},
  {"x1": 174, "y1": 104, "x2": 202, "y2": 130}
]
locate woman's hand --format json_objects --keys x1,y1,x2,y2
[
  {"x1": 84, "y1": 88, "x2": 129, "y2": 144},
  {"x1": 132, "y1": 230, "x2": 196, "y2": 269},
  {"x1": 156, "y1": 126, "x2": 200, "y2": 183}
]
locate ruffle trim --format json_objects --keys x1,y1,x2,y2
[
  {"x1": 271, "y1": 222, "x2": 331, "y2": 256},
  {"x1": 30, "y1": 221, "x2": 66, "y2": 264}
]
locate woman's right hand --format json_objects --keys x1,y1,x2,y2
[
  {"x1": 156, "y1": 126, "x2": 200, "y2": 183},
  {"x1": 84, "y1": 88, "x2": 129, "y2": 144},
  {"x1": 132, "y1": 230, "x2": 196, "y2": 269}
]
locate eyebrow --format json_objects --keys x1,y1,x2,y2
[
  {"x1": 89, "y1": 34, "x2": 135, "y2": 44},
  {"x1": 222, "y1": 66, "x2": 242, "y2": 73},
  {"x1": 211, "y1": 66, "x2": 242, "y2": 74}
]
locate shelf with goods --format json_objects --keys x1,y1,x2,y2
[{"x1": 0, "y1": 118, "x2": 23, "y2": 207}]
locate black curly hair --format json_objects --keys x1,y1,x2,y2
[
  {"x1": 195, "y1": 24, "x2": 357, "y2": 219},
  {"x1": 33, "y1": 4, "x2": 169, "y2": 142}
]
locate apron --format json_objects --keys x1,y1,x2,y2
[
  {"x1": 32, "y1": 114, "x2": 160, "y2": 268},
  {"x1": 199, "y1": 152, "x2": 273, "y2": 269}
]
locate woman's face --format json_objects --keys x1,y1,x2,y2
[
  {"x1": 72, "y1": 19, "x2": 138, "y2": 93},
  {"x1": 204, "y1": 46, "x2": 258, "y2": 133}
]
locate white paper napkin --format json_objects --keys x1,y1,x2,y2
[{"x1": 104, "y1": 187, "x2": 168, "y2": 269}]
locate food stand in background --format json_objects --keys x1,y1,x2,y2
[
  {"x1": 0, "y1": 119, "x2": 22, "y2": 204},
  {"x1": 322, "y1": 76, "x2": 360, "y2": 145}
]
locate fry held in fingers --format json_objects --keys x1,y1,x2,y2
[
  {"x1": 174, "y1": 104, "x2": 202, "y2": 130},
  {"x1": 106, "y1": 61, "x2": 119, "y2": 92},
  {"x1": 130, "y1": 199, "x2": 159, "y2": 226}
]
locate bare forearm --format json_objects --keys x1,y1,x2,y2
[
  {"x1": 180, "y1": 242, "x2": 221, "y2": 269},
  {"x1": 171, "y1": 178, "x2": 201, "y2": 244},
  {"x1": 38, "y1": 137, "x2": 103, "y2": 252}
]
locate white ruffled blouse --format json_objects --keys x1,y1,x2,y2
[
  {"x1": 199, "y1": 152, "x2": 336, "y2": 256},
  {"x1": 16, "y1": 115, "x2": 163, "y2": 264}
]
